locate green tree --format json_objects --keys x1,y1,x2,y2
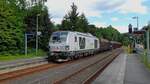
[
  {"x1": 95, "y1": 27, "x2": 103, "y2": 38},
  {"x1": 77, "y1": 13, "x2": 89, "y2": 32},
  {"x1": 142, "y1": 25, "x2": 150, "y2": 49},
  {"x1": 38, "y1": 7, "x2": 54, "y2": 51},
  {"x1": 101, "y1": 25, "x2": 121, "y2": 41},
  {"x1": 61, "y1": 3, "x2": 79, "y2": 31},
  {"x1": 61, "y1": 3, "x2": 90, "y2": 33},
  {"x1": 88, "y1": 25, "x2": 97, "y2": 36},
  {"x1": 24, "y1": 3, "x2": 53, "y2": 51},
  {"x1": 0, "y1": 0, "x2": 25, "y2": 54}
]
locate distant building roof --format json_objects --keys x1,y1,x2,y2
[{"x1": 133, "y1": 30, "x2": 145, "y2": 34}]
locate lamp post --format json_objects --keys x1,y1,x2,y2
[
  {"x1": 132, "y1": 16, "x2": 139, "y2": 50},
  {"x1": 132, "y1": 16, "x2": 139, "y2": 30},
  {"x1": 36, "y1": 14, "x2": 40, "y2": 56},
  {"x1": 25, "y1": 33, "x2": 27, "y2": 56}
]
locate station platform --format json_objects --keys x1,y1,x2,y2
[
  {"x1": 124, "y1": 54, "x2": 150, "y2": 84},
  {"x1": 92, "y1": 52, "x2": 150, "y2": 84}
]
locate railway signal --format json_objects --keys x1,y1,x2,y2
[{"x1": 128, "y1": 24, "x2": 132, "y2": 34}]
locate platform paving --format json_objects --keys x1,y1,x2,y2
[
  {"x1": 92, "y1": 53, "x2": 150, "y2": 84},
  {"x1": 124, "y1": 54, "x2": 150, "y2": 84},
  {"x1": 92, "y1": 53, "x2": 126, "y2": 84}
]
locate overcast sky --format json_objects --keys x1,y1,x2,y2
[{"x1": 45, "y1": 0, "x2": 150, "y2": 33}]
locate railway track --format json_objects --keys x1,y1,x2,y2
[
  {"x1": 0, "y1": 48, "x2": 122, "y2": 84},
  {"x1": 53, "y1": 49, "x2": 122, "y2": 84},
  {"x1": 0, "y1": 52, "x2": 109, "y2": 84},
  {"x1": 0, "y1": 63, "x2": 59, "y2": 83},
  {"x1": 0, "y1": 52, "x2": 107, "y2": 83},
  {"x1": 0, "y1": 57, "x2": 47, "y2": 71},
  {"x1": 0, "y1": 54, "x2": 103, "y2": 83}
]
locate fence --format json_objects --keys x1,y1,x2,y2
[{"x1": 135, "y1": 48, "x2": 150, "y2": 66}]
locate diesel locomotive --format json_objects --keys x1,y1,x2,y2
[{"x1": 48, "y1": 31, "x2": 121, "y2": 62}]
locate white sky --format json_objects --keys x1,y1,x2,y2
[{"x1": 45, "y1": 0, "x2": 149, "y2": 33}]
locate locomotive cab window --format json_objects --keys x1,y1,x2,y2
[{"x1": 50, "y1": 32, "x2": 68, "y2": 43}]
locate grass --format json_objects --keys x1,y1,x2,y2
[
  {"x1": 0, "y1": 49, "x2": 47, "y2": 62},
  {"x1": 140, "y1": 50, "x2": 150, "y2": 70},
  {"x1": 122, "y1": 46, "x2": 132, "y2": 54}
]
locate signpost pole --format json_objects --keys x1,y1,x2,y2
[
  {"x1": 36, "y1": 14, "x2": 39, "y2": 56},
  {"x1": 25, "y1": 33, "x2": 27, "y2": 56}
]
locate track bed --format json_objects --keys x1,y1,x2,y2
[{"x1": 0, "y1": 48, "x2": 122, "y2": 84}]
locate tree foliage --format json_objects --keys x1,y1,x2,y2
[
  {"x1": 0, "y1": 0, "x2": 25, "y2": 54},
  {"x1": 142, "y1": 25, "x2": 150, "y2": 49},
  {"x1": 24, "y1": 2, "x2": 53, "y2": 51},
  {"x1": 0, "y1": 0, "x2": 52, "y2": 54},
  {"x1": 94, "y1": 25, "x2": 121, "y2": 40},
  {"x1": 77, "y1": 14, "x2": 89, "y2": 32},
  {"x1": 61, "y1": 3, "x2": 89, "y2": 32},
  {"x1": 0, "y1": 1, "x2": 130, "y2": 55},
  {"x1": 60, "y1": 3, "x2": 130, "y2": 45}
]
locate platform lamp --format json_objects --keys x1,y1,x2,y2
[
  {"x1": 36, "y1": 14, "x2": 41, "y2": 56},
  {"x1": 132, "y1": 16, "x2": 139, "y2": 31}
]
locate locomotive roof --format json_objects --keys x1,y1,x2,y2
[{"x1": 53, "y1": 31, "x2": 97, "y2": 38}]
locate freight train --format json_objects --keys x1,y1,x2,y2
[{"x1": 48, "y1": 31, "x2": 121, "y2": 62}]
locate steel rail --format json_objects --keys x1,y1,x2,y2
[{"x1": 53, "y1": 49, "x2": 122, "y2": 84}]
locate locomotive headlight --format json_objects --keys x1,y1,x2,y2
[
  {"x1": 51, "y1": 52, "x2": 54, "y2": 55},
  {"x1": 65, "y1": 45, "x2": 69, "y2": 50}
]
